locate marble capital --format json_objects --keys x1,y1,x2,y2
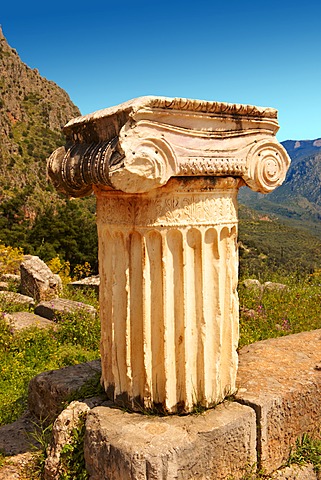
[
  {"x1": 47, "y1": 96, "x2": 290, "y2": 414},
  {"x1": 48, "y1": 96, "x2": 290, "y2": 195}
]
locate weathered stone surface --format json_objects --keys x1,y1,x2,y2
[
  {"x1": 0, "y1": 452, "x2": 33, "y2": 480},
  {"x1": 0, "y1": 291, "x2": 35, "y2": 308},
  {"x1": 0, "y1": 281, "x2": 9, "y2": 291},
  {"x1": 69, "y1": 275, "x2": 100, "y2": 293},
  {"x1": 44, "y1": 401, "x2": 90, "y2": 480},
  {"x1": 242, "y1": 278, "x2": 263, "y2": 291},
  {"x1": 48, "y1": 96, "x2": 290, "y2": 196},
  {"x1": 236, "y1": 329, "x2": 321, "y2": 474},
  {"x1": 20, "y1": 255, "x2": 62, "y2": 302},
  {"x1": 4, "y1": 311, "x2": 54, "y2": 331},
  {"x1": 98, "y1": 177, "x2": 241, "y2": 413},
  {"x1": 34, "y1": 297, "x2": 96, "y2": 321},
  {"x1": 270, "y1": 463, "x2": 317, "y2": 479},
  {"x1": 84, "y1": 402, "x2": 257, "y2": 480},
  {"x1": 0, "y1": 412, "x2": 40, "y2": 456},
  {"x1": 0, "y1": 273, "x2": 20, "y2": 288},
  {"x1": 48, "y1": 96, "x2": 290, "y2": 414},
  {"x1": 263, "y1": 281, "x2": 288, "y2": 292},
  {"x1": 28, "y1": 360, "x2": 102, "y2": 422}
]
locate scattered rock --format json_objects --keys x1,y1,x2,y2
[
  {"x1": 241, "y1": 279, "x2": 288, "y2": 294},
  {"x1": 44, "y1": 401, "x2": 90, "y2": 480},
  {"x1": 34, "y1": 298, "x2": 96, "y2": 321},
  {"x1": 242, "y1": 278, "x2": 262, "y2": 291},
  {"x1": 3, "y1": 312, "x2": 54, "y2": 332},
  {"x1": 270, "y1": 463, "x2": 317, "y2": 479},
  {"x1": 0, "y1": 412, "x2": 40, "y2": 456},
  {"x1": 0, "y1": 274, "x2": 20, "y2": 289},
  {"x1": 28, "y1": 360, "x2": 102, "y2": 422},
  {"x1": 20, "y1": 255, "x2": 62, "y2": 302},
  {"x1": 263, "y1": 281, "x2": 288, "y2": 292},
  {"x1": 240, "y1": 307, "x2": 258, "y2": 319},
  {"x1": 69, "y1": 275, "x2": 100, "y2": 293},
  {"x1": 0, "y1": 291, "x2": 35, "y2": 309},
  {"x1": 0, "y1": 281, "x2": 9, "y2": 291}
]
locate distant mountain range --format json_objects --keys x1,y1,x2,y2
[
  {"x1": 0, "y1": 26, "x2": 80, "y2": 214},
  {"x1": 238, "y1": 138, "x2": 321, "y2": 226},
  {"x1": 0, "y1": 26, "x2": 320, "y2": 274}
]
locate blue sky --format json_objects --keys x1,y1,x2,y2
[{"x1": 1, "y1": 0, "x2": 321, "y2": 141}]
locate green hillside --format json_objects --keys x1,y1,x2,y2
[
  {"x1": 0, "y1": 28, "x2": 98, "y2": 273},
  {"x1": 238, "y1": 205, "x2": 321, "y2": 280}
]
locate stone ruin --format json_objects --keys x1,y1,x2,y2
[{"x1": 48, "y1": 95, "x2": 290, "y2": 414}]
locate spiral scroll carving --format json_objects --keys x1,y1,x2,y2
[
  {"x1": 243, "y1": 140, "x2": 291, "y2": 193},
  {"x1": 109, "y1": 137, "x2": 178, "y2": 193},
  {"x1": 47, "y1": 137, "x2": 123, "y2": 197}
]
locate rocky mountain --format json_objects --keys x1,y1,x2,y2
[
  {"x1": 0, "y1": 26, "x2": 80, "y2": 213},
  {"x1": 0, "y1": 25, "x2": 320, "y2": 275},
  {"x1": 238, "y1": 138, "x2": 321, "y2": 224},
  {"x1": 0, "y1": 28, "x2": 98, "y2": 272}
]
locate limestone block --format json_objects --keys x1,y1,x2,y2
[
  {"x1": 34, "y1": 297, "x2": 96, "y2": 321},
  {"x1": 84, "y1": 402, "x2": 257, "y2": 480},
  {"x1": 69, "y1": 275, "x2": 100, "y2": 293},
  {"x1": 0, "y1": 412, "x2": 40, "y2": 456},
  {"x1": 48, "y1": 96, "x2": 290, "y2": 197},
  {"x1": 47, "y1": 95, "x2": 291, "y2": 415},
  {"x1": 4, "y1": 311, "x2": 54, "y2": 331},
  {"x1": 0, "y1": 291, "x2": 35, "y2": 308},
  {"x1": 263, "y1": 281, "x2": 288, "y2": 292},
  {"x1": 20, "y1": 255, "x2": 62, "y2": 301},
  {"x1": 28, "y1": 360, "x2": 101, "y2": 421},
  {"x1": 242, "y1": 278, "x2": 263, "y2": 291},
  {"x1": 236, "y1": 329, "x2": 321, "y2": 474},
  {"x1": 270, "y1": 464, "x2": 317, "y2": 479},
  {"x1": 0, "y1": 273, "x2": 20, "y2": 288},
  {"x1": 44, "y1": 401, "x2": 90, "y2": 480},
  {"x1": 0, "y1": 281, "x2": 9, "y2": 291}
]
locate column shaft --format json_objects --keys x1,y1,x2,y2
[{"x1": 96, "y1": 177, "x2": 241, "y2": 413}]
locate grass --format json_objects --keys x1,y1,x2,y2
[
  {"x1": 287, "y1": 433, "x2": 321, "y2": 474},
  {"x1": 238, "y1": 272, "x2": 321, "y2": 348},
  {"x1": 58, "y1": 413, "x2": 89, "y2": 480},
  {"x1": 0, "y1": 290, "x2": 100, "y2": 427},
  {"x1": 0, "y1": 250, "x2": 321, "y2": 478},
  {"x1": 1, "y1": 271, "x2": 321, "y2": 426}
]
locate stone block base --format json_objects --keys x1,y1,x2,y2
[
  {"x1": 28, "y1": 360, "x2": 102, "y2": 422},
  {"x1": 236, "y1": 329, "x2": 321, "y2": 474},
  {"x1": 84, "y1": 402, "x2": 256, "y2": 480}
]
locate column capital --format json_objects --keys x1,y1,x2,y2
[{"x1": 48, "y1": 95, "x2": 290, "y2": 195}]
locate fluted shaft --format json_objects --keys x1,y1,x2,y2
[
  {"x1": 96, "y1": 177, "x2": 241, "y2": 413},
  {"x1": 47, "y1": 95, "x2": 290, "y2": 414}
]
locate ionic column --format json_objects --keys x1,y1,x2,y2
[
  {"x1": 48, "y1": 95, "x2": 290, "y2": 413},
  {"x1": 95, "y1": 177, "x2": 240, "y2": 412}
]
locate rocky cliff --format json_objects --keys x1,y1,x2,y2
[{"x1": 0, "y1": 26, "x2": 80, "y2": 210}]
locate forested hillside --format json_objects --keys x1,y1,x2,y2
[
  {"x1": 0, "y1": 26, "x2": 320, "y2": 278},
  {"x1": 0, "y1": 27, "x2": 98, "y2": 272},
  {"x1": 238, "y1": 138, "x2": 321, "y2": 222}
]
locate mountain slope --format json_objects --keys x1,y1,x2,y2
[
  {"x1": 0, "y1": 26, "x2": 80, "y2": 211},
  {"x1": 238, "y1": 137, "x2": 321, "y2": 224},
  {"x1": 0, "y1": 28, "x2": 99, "y2": 271}
]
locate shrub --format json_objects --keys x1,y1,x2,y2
[{"x1": 0, "y1": 242, "x2": 24, "y2": 274}]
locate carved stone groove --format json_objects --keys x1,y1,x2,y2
[
  {"x1": 48, "y1": 95, "x2": 290, "y2": 195},
  {"x1": 47, "y1": 96, "x2": 291, "y2": 414},
  {"x1": 97, "y1": 177, "x2": 240, "y2": 412}
]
